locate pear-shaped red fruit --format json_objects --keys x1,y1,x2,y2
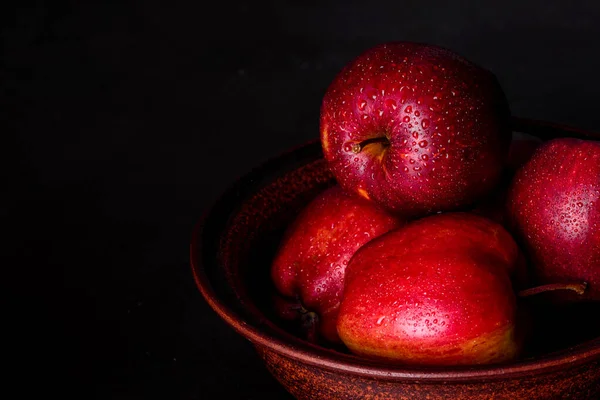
[
  {"x1": 271, "y1": 185, "x2": 402, "y2": 343},
  {"x1": 320, "y1": 42, "x2": 511, "y2": 217},
  {"x1": 337, "y1": 213, "x2": 525, "y2": 365},
  {"x1": 508, "y1": 138, "x2": 600, "y2": 301}
]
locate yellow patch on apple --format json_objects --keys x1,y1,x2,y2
[
  {"x1": 357, "y1": 188, "x2": 370, "y2": 200},
  {"x1": 321, "y1": 125, "x2": 330, "y2": 153}
]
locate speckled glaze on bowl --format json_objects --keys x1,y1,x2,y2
[{"x1": 191, "y1": 118, "x2": 600, "y2": 400}]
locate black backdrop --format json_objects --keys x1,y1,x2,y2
[{"x1": 3, "y1": 1, "x2": 600, "y2": 398}]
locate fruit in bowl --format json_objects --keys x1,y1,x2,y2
[
  {"x1": 508, "y1": 138, "x2": 600, "y2": 301},
  {"x1": 271, "y1": 185, "x2": 402, "y2": 343},
  {"x1": 320, "y1": 42, "x2": 512, "y2": 217},
  {"x1": 337, "y1": 212, "x2": 525, "y2": 366},
  {"x1": 191, "y1": 127, "x2": 600, "y2": 399},
  {"x1": 191, "y1": 41, "x2": 600, "y2": 399}
]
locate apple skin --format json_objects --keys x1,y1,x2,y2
[
  {"x1": 320, "y1": 42, "x2": 511, "y2": 217},
  {"x1": 271, "y1": 185, "x2": 402, "y2": 343},
  {"x1": 337, "y1": 212, "x2": 524, "y2": 365},
  {"x1": 507, "y1": 138, "x2": 600, "y2": 301}
]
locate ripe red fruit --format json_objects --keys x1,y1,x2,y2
[
  {"x1": 271, "y1": 185, "x2": 402, "y2": 343},
  {"x1": 337, "y1": 213, "x2": 525, "y2": 365},
  {"x1": 320, "y1": 42, "x2": 511, "y2": 217},
  {"x1": 507, "y1": 138, "x2": 600, "y2": 301}
]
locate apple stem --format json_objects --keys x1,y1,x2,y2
[
  {"x1": 350, "y1": 136, "x2": 390, "y2": 154},
  {"x1": 517, "y1": 282, "x2": 588, "y2": 298}
]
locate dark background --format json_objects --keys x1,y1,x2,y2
[{"x1": 3, "y1": 1, "x2": 600, "y2": 398}]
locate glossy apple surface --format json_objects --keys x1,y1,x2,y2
[
  {"x1": 271, "y1": 185, "x2": 402, "y2": 343},
  {"x1": 507, "y1": 138, "x2": 600, "y2": 301},
  {"x1": 320, "y1": 42, "x2": 511, "y2": 217},
  {"x1": 337, "y1": 213, "x2": 524, "y2": 365}
]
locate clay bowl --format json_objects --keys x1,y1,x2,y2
[{"x1": 190, "y1": 117, "x2": 600, "y2": 400}]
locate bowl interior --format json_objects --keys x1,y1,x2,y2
[{"x1": 192, "y1": 120, "x2": 600, "y2": 379}]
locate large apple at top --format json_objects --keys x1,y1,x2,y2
[
  {"x1": 507, "y1": 138, "x2": 600, "y2": 301},
  {"x1": 320, "y1": 42, "x2": 512, "y2": 217}
]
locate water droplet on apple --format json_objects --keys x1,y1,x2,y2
[
  {"x1": 413, "y1": 166, "x2": 421, "y2": 171},
  {"x1": 414, "y1": 110, "x2": 420, "y2": 117},
  {"x1": 412, "y1": 131, "x2": 419, "y2": 139},
  {"x1": 403, "y1": 116, "x2": 410, "y2": 123},
  {"x1": 403, "y1": 167, "x2": 409, "y2": 172},
  {"x1": 358, "y1": 100, "x2": 367, "y2": 110},
  {"x1": 422, "y1": 119, "x2": 430, "y2": 129},
  {"x1": 577, "y1": 202, "x2": 583, "y2": 207},
  {"x1": 404, "y1": 106, "x2": 412, "y2": 114},
  {"x1": 362, "y1": 115, "x2": 369, "y2": 120},
  {"x1": 376, "y1": 316, "x2": 385, "y2": 325},
  {"x1": 421, "y1": 154, "x2": 429, "y2": 161},
  {"x1": 419, "y1": 140, "x2": 428, "y2": 148},
  {"x1": 343, "y1": 143, "x2": 353, "y2": 152},
  {"x1": 409, "y1": 159, "x2": 415, "y2": 164},
  {"x1": 353, "y1": 157, "x2": 359, "y2": 162},
  {"x1": 385, "y1": 99, "x2": 397, "y2": 110}
]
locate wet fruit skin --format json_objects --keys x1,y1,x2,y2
[
  {"x1": 337, "y1": 213, "x2": 524, "y2": 366},
  {"x1": 271, "y1": 185, "x2": 402, "y2": 343},
  {"x1": 507, "y1": 138, "x2": 600, "y2": 301},
  {"x1": 320, "y1": 42, "x2": 512, "y2": 217}
]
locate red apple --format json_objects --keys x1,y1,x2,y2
[
  {"x1": 271, "y1": 185, "x2": 402, "y2": 343},
  {"x1": 337, "y1": 212, "x2": 524, "y2": 365},
  {"x1": 507, "y1": 138, "x2": 600, "y2": 301},
  {"x1": 320, "y1": 42, "x2": 511, "y2": 217}
]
